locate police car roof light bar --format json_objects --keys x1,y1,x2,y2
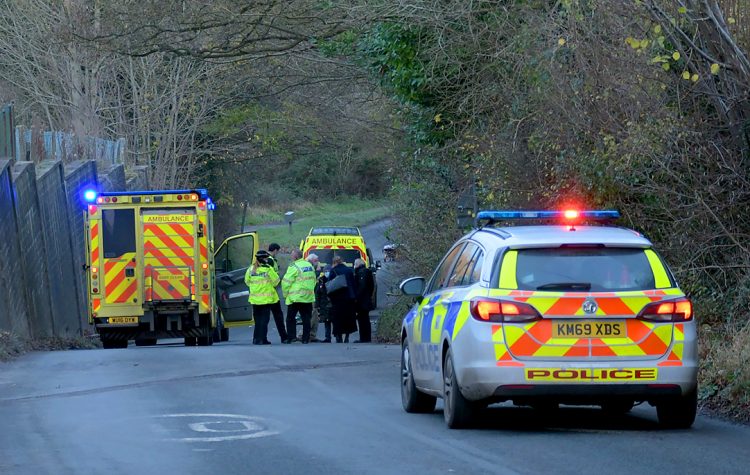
[{"x1": 476, "y1": 210, "x2": 620, "y2": 227}]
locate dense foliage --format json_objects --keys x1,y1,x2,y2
[{"x1": 354, "y1": 0, "x2": 750, "y2": 417}]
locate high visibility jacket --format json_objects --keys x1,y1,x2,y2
[
  {"x1": 268, "y1": 255, "x2": 280, "y2": 274},
  {"x1": 281, "y1": 259, "x2": 316, "y2": 304},
  {"x1": 245, "y1": 265, "x2": 280, "y2": 305}
]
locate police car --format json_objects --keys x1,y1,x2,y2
[{"x1": 399, "y1": 210, "x2": 697, "y2": 429}]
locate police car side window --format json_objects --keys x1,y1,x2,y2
[
  {"x1": 426, "y1": 243, "x2": 465, "y2": 294},
  {"x1": 447, "y1": 242, "x2": 478, "y2": 288},
  {"x1": 467, "y1": 250, "x2": 484, "y2": 285}
]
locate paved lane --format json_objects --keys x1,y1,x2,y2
[{"x1": 1, "y1": 330, "x2": 748, "y2": 475}]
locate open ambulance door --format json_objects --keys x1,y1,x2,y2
[{"x1": 214, "y1": 232, "x2": 259, "y2": 328}]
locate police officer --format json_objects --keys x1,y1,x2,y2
[
  {"x1": 266, "y1": 243, "x2": 289, "y2": 343},
  {"x1": 244, "y1": 250, "x2": 279, "y2": 345},
  {"x1": 282, "y1": 249, "x2": 317, "y2": 343}
]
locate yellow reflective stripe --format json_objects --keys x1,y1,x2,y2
[
  {"x1": 645, "y1": 249, "x2": 671, "y2": 289},
  {"x1": 499, "y1": 250, "x2": 518, "y2": 289}
]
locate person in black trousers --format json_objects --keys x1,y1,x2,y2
[
  {"x1": 353, "y1": 258, "x2": 374, "y2": 343},
  {"x1": 266, "y1": 243, "x2": 289, "y2": 343},
  {"x1": 327, "y1": 255, "x2": 357, "y2": 343}
]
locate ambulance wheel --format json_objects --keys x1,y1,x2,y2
[
  {"x1": 443, "y1": 348, "x2": 478, "y2": 429},
  {"x1": 135, "y1": 338, "x2": 157, "y2": 347},
  {"x1": 220, "y1": 328, "x2": 229, "y2": 342},
  {"x1": 197, "y1": 335, "x2": 213, "y2": 346},
  {"x1": 184, "y1": 337, "x2": 197, "y2": 346},
  {"x1": 657, "y1": 389, "x2": 697, "y2": 429},
  {"x1": 401, "y1": 340, "x2": 436, "y2": 414},
  {"x1": 212, "y1": 327, "x2": 221, "y2": 343}
]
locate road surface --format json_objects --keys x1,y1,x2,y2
[
  {"x1": 2, "y1": 219, "x2": 749, "y2": 474},
  {"x1": 1, "y1": 334, "x2": 749, "y2": 475}
]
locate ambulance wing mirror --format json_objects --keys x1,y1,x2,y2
[{"x1": 375, "y1": 260, "x2": 382, "y2": 271}]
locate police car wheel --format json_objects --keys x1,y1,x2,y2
[
  {"x1": 401, "y1": 340, "x2": 437, "y2": 413},
  {"x1": 656, "y1": 389, "x2": 697, "y2": 429},
  {"x1": 443, "y1": 349, "x2": 477, "y2": 429}
]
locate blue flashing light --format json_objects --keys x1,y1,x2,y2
[
  {"x1": 477, "y1": 210, "x2": 620, "y2": 221},
  {"x1": 83, "y1": 189, "x2": 98, "y2": 203}
]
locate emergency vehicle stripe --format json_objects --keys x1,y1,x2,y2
[
  {"x1": 90, "y1": 222, "x2": 100, "y2": 263},
  {"x1": 109, "y1": 279, "x2": 138, "y2": 304},
  {"x1": 498, "y1": 250, "x2": 518, "y2": 289},
  {"x1": 147, "y1": 266, "x2": 191, "y2": 301},
  {"x1": 644, "y1": 249, "x2": 671, "y2": 288},
  {"x1": 92, "y1": 298, "x2": 101, "y2": 313}
]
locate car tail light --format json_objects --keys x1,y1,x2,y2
[
  {"x1": 470, "y1": 298, "x2": 541, "y2": 323},
  {"x1": 637, "y1": 298, "x2": 693, "y2": 322}
]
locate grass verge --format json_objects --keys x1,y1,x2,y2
[
  {"x1": 699, "y1": 323, "x2": 750, "y2": 423},
  {"x1": 0, "y1": 331, "x2": 101, "y2": 362},
  {"x1": 248, "y1": 197, "x2": 391, "y2": 250}
]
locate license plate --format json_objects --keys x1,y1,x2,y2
[
  {"x1": 552, "y1": 321, "x2": 626, "y2": 338},
  {"x1": 108, "y1": 317, "x2": 138, "y2": 324}
]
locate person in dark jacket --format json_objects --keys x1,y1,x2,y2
[
  {"x1": 327, "y1": 255, "x2": 357, "y2": 343},
  {"x1": 314, "y1": 264, "x2": 333, "y2": 343},
  {"x1": 266, "y1": 243, "x2": 289, "y2": 343},
  {"x1": 353, "y1": 258, "x2": 374, "y2": 343}
]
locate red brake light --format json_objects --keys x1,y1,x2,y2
[
  {"x1": 198, "y1": 201, "x2": 206, "y2": 209},
  {"x1": 470, "y1": 298, "x2": 541, "y2": 323},
  {"x1": 564, "y1": 209, "x2": 579, "y2": 219},
  {"x1": 638, "y1": 298, "x2": 693, "y2": 322},
  {"x1": 88, "y1": 205, "x2": 97, "y2": 214}
]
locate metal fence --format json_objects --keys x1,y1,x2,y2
[
  {"x1": 0, "y1": 103, "x2": 14, "y2": 159},
  {"x1": 0, "y1": 103, "x2": 124, "y2": 165}
]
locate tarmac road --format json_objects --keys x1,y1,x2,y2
[
  {"x1": 1, "y1": 335, "x2": 749, "y2": 475},
  {"x1": 2, "y1": 219, "x2": 749, "y2": 474}
]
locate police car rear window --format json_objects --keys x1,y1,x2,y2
[{"x1": 514, "y1": 247, "x2": 657, "y2": 292}]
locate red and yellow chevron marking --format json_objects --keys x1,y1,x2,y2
[
  {"x1": 487, "y1": 289, "x2": 684, "y2": 361},
  {"x1": 90, "y1": 221, "x2": 100, "y2": 265},
  {"x1": 147, "y1": 266, "x2": 191, "y2": 301},
  {"x1": 104, "y1": 252, "x2": 138, "y2": 304},
  {"x1": 143, "y1": 221, "x2": 196, "y2": 273},
  {"x1": 92, "y1": 298, "x2": 101, "y2": 313}
]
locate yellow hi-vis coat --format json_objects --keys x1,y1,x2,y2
[
  {"x1": 281, "y1": 259, "x2": 316, "y2": 305},
  {"x1": 245, "y1": 265, "x2": 280, "y2": 305}
]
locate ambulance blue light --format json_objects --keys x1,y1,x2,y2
[
  {"x1": 477, "y1": 210, "x2": 620, "y2": 221},
  {"x1": 83, "y1": 189, "x2": 97, "y2": 202}
]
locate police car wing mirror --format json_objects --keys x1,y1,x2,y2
[{"x1": 400, "y1": 277, "x2": 425, "y2": 297}]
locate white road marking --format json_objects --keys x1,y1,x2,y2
[{"x1": 155, "y1": 413, "x2": 280, "y2": 443}]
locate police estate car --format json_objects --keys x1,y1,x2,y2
[{"x1": 399, "y1": 210, "x2": 697, "y2": 429}]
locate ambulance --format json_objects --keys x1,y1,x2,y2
[
  {"x1": 300, "y1": 226, "x2": 379, "y2": 306},
  {"x1": 83, "y1": 189, "x2": 258, "y2": 348}
]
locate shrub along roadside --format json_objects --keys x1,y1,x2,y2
[
  {"x1": 0, "y1": 331, "x2": 101, "y2": 362},
  {"x1": 699, "y1": 323, "x2": 750, "y2": 424}
]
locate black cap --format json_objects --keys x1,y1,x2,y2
[{"x1": 268, "y1": 243, "x2": 281, "y2": 252}]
